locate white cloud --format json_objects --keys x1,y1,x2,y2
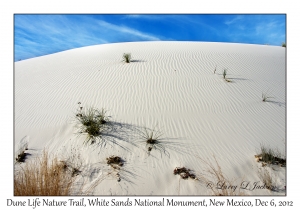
[
  {"x1": 97, "y1": 19, "x2": 161, "y2": 41},
  {"x1": 123, "y1": 14, "x2": 164, "y2": 20},
  {"x1": 224, "y1": 15, "x2": 244, "y2": 25}
]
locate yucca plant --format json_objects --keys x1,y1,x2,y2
[
  {"x1": 138, "y1": 125, "x2": 193, "y2": 157},
  {"x1": 123, "y1": 53, "x2": 131, "y2": 63},
  {"x1": 75, "y1": 104, "x2": 109, "y2": 145},
  {"x1": 143, "y1": 127, "x2": 163, "y2": 152},
  {"x1": 139, "y1": 126, "x2": 166, "y2": 156},
  {"x1": 222, "y1": 69, "x2": 231, "y2": 82},
  {"x1": 223, "y1": 69, "x2": 227, "y2": 79}
]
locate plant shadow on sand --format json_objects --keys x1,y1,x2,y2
[
  {"x1": 216, "y1": 71, "x2": 250, "y2": 83},
  {"x1": 93, "y1": 121, "x2": 141, "y2": 153},
  {"x1": 79, "y1": 157, "x2": 144, "y2": 195},
  {"x1": 130, "y1": 59, "x2": 146, "y2": 63},
  {"x1": 227, "y1": 77, "x2": 249, "y2": 81},
  {"x1": 76, "y1": 121, "x2": 140, "y2": 153},
  {"x1": 264, "y1": 100, "x2": 286, "y2": 108}
]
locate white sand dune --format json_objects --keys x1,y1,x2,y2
[{"x1": 15, "y1": 41, "x2": 286, "y2": 195}]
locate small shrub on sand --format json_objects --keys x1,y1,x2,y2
[
  {"x1": 106, "y1": 156, "x2": 124, "y2": 182},
  {"x1": 282, "y1": 42, "x2": 286, "y2": 47},
  {"x1": 15, "y1": 150, "x2": 28, "y2": 163},
  {"x1": 15, "y1": 136, "x2": 29, "y2": 163},
  {"x1": 75, "y1": 103, "x2": 109, "y2": 145},
  {"x1": 123, "y1": 53, "x2": 131, "y2": 63},
  {"x1": 107, "y1": 155, "x2": 124, "y2": 167},
  {"x1": 255, "y1": 144, "x2": 286, "y2": 167},
  {"x1": 14, "y1": 151, "x2": 75, "y2": 196},
  {"x1": 174, "y1": 167, "x2": 196, "y2": 180}
]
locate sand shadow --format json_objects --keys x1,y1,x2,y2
[
  {"x1": 81, "y1": 158, "x2": 144, "y2": 194},
  {"x1": 227, "y1": 77, "x2": 249, "y2": 81},
  {"x1": 265, "y1": 100, "x2": 286, "y2": 108},
  {"x1": 93, "y1": 121, "x2": 140, "y2": 153},
  {"x1": 216, "y1": 72, "x2": 250, "y2": 83},
  {"x1": 130, "y1": 59, "x2": 146, "y2": 63},
  {"x1": 81, "y1": 121, "x2": 140, "y2": 152}
]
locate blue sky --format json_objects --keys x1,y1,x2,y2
[{"x1": 14, "y1": 14, "x2": 286, "y2": 61}]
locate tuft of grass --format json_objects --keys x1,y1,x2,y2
[
  {"x1": 138, "y1": 125, "x2": 194, "y2": 157},
  {"x1": 140, "y1": 127, "x2": 166, "y2": 156},
  {"x1": 282, "y1": 42, "x2": 286, "y2": 47},
  {"x1": 75, "y1": 103, "x2": 110, "y2": 145},
  {"x1": 123, "y1": 53, "x2": 131, "y2": 63},
  {"x1": 255, "y1": 144, "x2": 286, "y2": 167},
  {"x1": 14, "y1": 151, "x2": 75, "y2": 196}
]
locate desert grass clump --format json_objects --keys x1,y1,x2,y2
[
  {"x1": 14, "y1": 151, "x2": 75, "y2": 196},
  {"x1": 140, "y1": 127, "x2": 166, "y2": 156},
  {"x1": 123, "y1": 53, "x2": 131, "y2": 63},
  {"x1": 255, "y1": 144, "x2": 286, "y2": 167},
  {"x1": 138, "y1": 126, "x2": 191, "y2": 157},
  {"x1": 75, "y1": 103, "x2": 110, "y2": 145},
  {"x1": 282, "y1": 42, "x2": 286, "y2": 47}
]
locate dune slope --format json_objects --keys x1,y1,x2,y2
[{"x1": 15, "y1": 41, "x2": 286, "y2": 195}]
